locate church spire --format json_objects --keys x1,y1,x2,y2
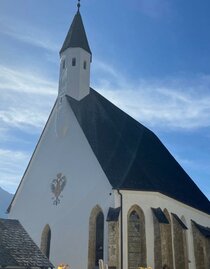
[
  {"x1": 58, "y1": 1, "x2": 92, "y2": 101},
  {"x1": 60, "y1": 1, "x2": 91, "y2": 55}
]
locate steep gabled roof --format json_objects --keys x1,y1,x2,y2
[
  {"x1": 0, "y1": 219, "x2": 54, "y2": 268},
  {"x1": 60, "y1": 10, "x2": 91, "y2": 55},
  {"x1": 67, "y1": 88, "x2": 210, "y2": 215}
]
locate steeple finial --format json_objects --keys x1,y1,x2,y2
[{"x1": 77, "y1": 0, "x2": 81, "y2": 11}]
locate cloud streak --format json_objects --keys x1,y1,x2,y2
[
  {"x1": 0, "y1": 17, "x2": 59, "y2": 52},
  {"x1": 0, "y1": 65, "x2": 57, "y2": 96},
  {"x1": 0, "y1": 67, "x2": 57, "y2": 131},
  {"x1": 132, "y1": 0, "x2": 171, "y2": 19},
  {"x1": 92, "y1": 60, "x2": 210, "y2": 130},
  {"x1": 0, "y1": 149, "x2": 29, "y2": 193}
]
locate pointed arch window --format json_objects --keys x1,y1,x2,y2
[
  {"x1": 95, "y1": 211, "x2": 104, "y2": 265},
  {"x1": 128, "y1": 206, "x2": 146, "y2": 269},
  {"x1": 88, "y1": 206, "x2": 104, "y2": 269},
  {"x1": 40, "y1": 224, "x2": 51, "y2": 258}
]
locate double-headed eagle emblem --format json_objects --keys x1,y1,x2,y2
[{"x1": 51, "y1": 173, "x2": 67, "y2": 205}]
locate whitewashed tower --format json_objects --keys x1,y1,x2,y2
[{"x1": 59, "y1": 0, "x2": 92, "y2": 101}]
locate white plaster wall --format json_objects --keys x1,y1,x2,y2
[
  {"x1": 9, "y1": 96, "x2": 114, "y2": 269},
  {"x1": 59, "y1": 48, "x2": 91, "y2": 101},
  {"x1": 120, "y1": 190, "x2": 210, "y2": 269}
]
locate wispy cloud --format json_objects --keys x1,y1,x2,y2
[
  {"x1": 0, "y1": 17, "x2": 59, "y2": 52},
  {"x1": 92, "y1": 60, "x2": 210, "y2": 130},
  {"x1": 0, "y1": 65, "x2": 57, "y2": 95},
  {"x1": 132, "y1": 0, "x2": 171, "y2": 19},
  {"x1": 0, "y1": 64, "x2": 57, "y2": 133},
  {"x1": 0, "y1": 149, "x2": 29, "y2": 193}
]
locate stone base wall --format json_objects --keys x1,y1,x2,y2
[
  {"x1": 172, "y1": 216, "x2": 188, "y2": 269},
  {"x1": 108, "y1": 221, "x2": 119, "y2": 269},
  {"x1": 192, "y1": 222, "x2": 210, "y2": 269},
  {"x1": 153, "y1": 211, "x2": 173, "y2": 269}
]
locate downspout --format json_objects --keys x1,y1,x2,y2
[{"x1": 117, "y1": 189, "x2": 123, "y2": 269}]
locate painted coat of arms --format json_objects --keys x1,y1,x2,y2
[{"x1": 51, "y1": 173, "x2": 67, "y2": 205}]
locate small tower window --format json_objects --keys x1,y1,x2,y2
[
  {"x1": 72, "y1": 58, "x2": 76, "y2": 66},
  {"x1": 62, "y1": 60, "x2": 66, "y2": 69},
  {"x1": 83, "y1": 61, "x2": 87, "y2": 70}
]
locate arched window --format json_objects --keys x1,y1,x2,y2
[
  {"x1": 95, "y1": 212, "x2": 104, "y2": 265},
  {"x1": 88, "y1": 205, "x2": 104, "y2": 269},
  {"x1": 40, "y1": 224, "x2": 51, "y2": 258},
  {"x1": 127, "y1": 205, "x2": 146, "y2": 269}
]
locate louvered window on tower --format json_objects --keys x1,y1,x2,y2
[
  {"x1": 83, "y1": 61, "x2": 87, "y2": 70},
  {"x1": 72, "y1": 58, "x2": 76, "y2": 66}
]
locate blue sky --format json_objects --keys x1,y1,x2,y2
[{"x1": 0, "y1": 0, "x2": 210, "y2": 200}]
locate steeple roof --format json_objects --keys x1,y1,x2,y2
[{"x1": 60, "y1": 10, "x2": 91, "y2": 55}]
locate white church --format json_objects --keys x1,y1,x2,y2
[{"x1": 8, "y1": 2, "x2": 210, "y2": 269}]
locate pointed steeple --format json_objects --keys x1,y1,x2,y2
[
  {"x1": 58, "y1": 2, "x2": 92, "y2": 101},
  {"x1": 60, "y1": 9, "x2": 91, "y2": 55}
]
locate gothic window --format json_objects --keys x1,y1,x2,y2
[
  {"x1": 83, "y1": 61, "x2": 87, "y2": 70},
  {"x1": 128, "y1": 206, "x2": 146, "y2": 269},
  {"x1": 88, "y1": 205, "x2": 104, "y2": 269},
  {"x1": 95, "y1": 212, "x2": 104, "y2": 265},
  {"x1": 72, "y1": 58, "x2": 76, "y2": 66},
  {"x1": 40, "y1": 224, "x2": 51, "y2": 258}
]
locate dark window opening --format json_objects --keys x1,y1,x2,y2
[
  {"x1": 83, "y1": 61, "x2": 87, "y2": 70},
  {"x1": 72, "y1": 58, "x2": 76, "y2": 66},
  {"x1": 95, "y1": 212, "x2": 104, "y2": 266},
  {"x1": 62, "y1": 60, "x2": 66, "y2": 69},
  {"x1": 40, "y1": 224, "x2": 51, "y2": 259}
]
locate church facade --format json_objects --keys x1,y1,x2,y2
[{"x1": 8, "y1": 4, "x2": 210, "y2": 269}]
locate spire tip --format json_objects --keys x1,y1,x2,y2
[{"x1": 77, "y1": 0, "x2": 81, "y2": 11}]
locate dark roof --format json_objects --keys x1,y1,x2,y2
[
  {"x1": 106, "y1": 207, "x2": 121, "y2": 222},
  {"x1": 0, "y1": 219, "x2": 54, "y2": 268},
  {"x1": 67, "y1": 88, "x2": 210, "y2": 215},
  {"x1": 192, "y1": 220, "x2": 210, "y2": 237},
  {"x1": 151, "y1": 208, "x2": 169, "y2": 224},
  {"x1": 60, "y1": 10, "x2": 91, "y2": 55},
  {"x1": 171, "y1": 213, "x2": 188, "y2": 229}
]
